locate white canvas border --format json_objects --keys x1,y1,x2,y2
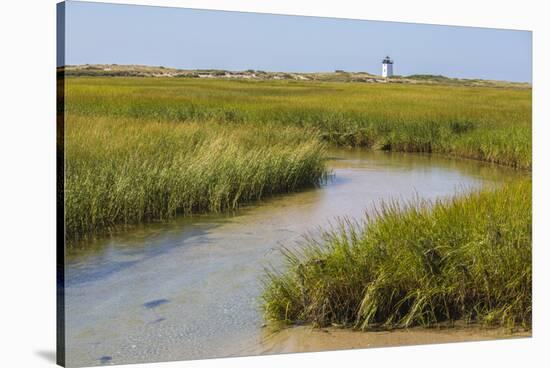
[{"x1": 0, "y1": 1, "x2": 547, "y2": 367}]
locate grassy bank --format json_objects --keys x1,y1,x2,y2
[
  {"x1": 262, "y1": 180, "x2": 531, "y2": 329},
  {"x1": 64, "y1": 75, "x2": 531, "y2": 329},
  {"x1": 65, "y1": 77, "x2": 531, "y2": 168},
  {"x1": 65, "y1": 116, "x2": 326, "y2": 241}
]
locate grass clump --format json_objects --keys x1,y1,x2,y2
[
  {"x1": 65, "y1": 116, "x2": 326, "y2": 242},
  {"x1": 262, "y1": 180, "x2": 531, "y2": 330}
]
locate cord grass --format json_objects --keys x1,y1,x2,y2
[
  {"x1": 65, "y1": 77, "x2": 531, "y2": 168},
  {"x1": 262, "y1": 180, "x2": 531, "y2": 330},
  {"x1": 65, "y1": 116, "x2": 326, "y2": 242}
]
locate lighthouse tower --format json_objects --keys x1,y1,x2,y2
[{"x1": 382, "y1": 56, "x2": 394, "y2": 77}]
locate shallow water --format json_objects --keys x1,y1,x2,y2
[{"x1": 63, "y1": 149, "x2": 520, "y2": 367}]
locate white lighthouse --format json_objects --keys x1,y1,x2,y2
[{"x1": 382, "y1": 56, "x2": 394, "y2": 78}]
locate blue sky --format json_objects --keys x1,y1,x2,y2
[{"x1": 62, "y1": 1, "x2": 532, "y2": 82}]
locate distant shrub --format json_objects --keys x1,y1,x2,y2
[{"x1": 408, "y1": 74, "x2": 450, "y2": 80}]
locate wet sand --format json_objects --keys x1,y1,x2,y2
[{"x1": 256, "y1": 325, "x2": 531, "y2": 355}]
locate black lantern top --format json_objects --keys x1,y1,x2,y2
[{"x1": 382, "y1": 56, "x2": 393, "y2": 64}]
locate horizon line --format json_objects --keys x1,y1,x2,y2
[{"x1": 59, "y1": 63, "x2": 532, "y2": 84}]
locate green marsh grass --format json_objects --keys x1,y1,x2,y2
[
  {"x1": 64, "y1": 75, "x2": 531, "y2": 330},
  {"x1": 65, "y1": 116, "x2": 326, "y2": 241},
  {"x1": 66, "y1": 77, "x2": 531, "y2": 168},
  {"x1": 262, "y1": 180, "x2": 532, "y2": 329}
]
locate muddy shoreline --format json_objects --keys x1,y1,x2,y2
[{"x1": 254, "y1": 325, "x2": 531, "y2": 355}]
